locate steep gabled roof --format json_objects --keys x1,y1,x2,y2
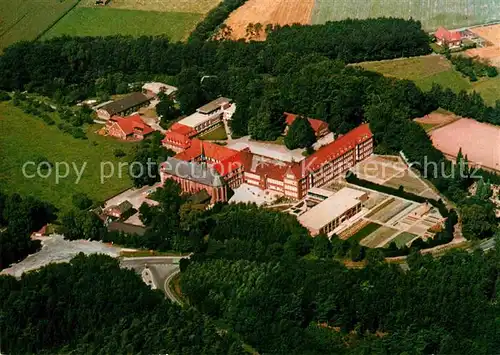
[
  {"x1": 284, "y1": 112, "x2": 329, "y2": 134},
  {"x1": 214, "y1": 149, "x2": 253, "y2": 176},
  {"x1": 170, "y1": 122, "x2": 197, "y2": 137},
  {"x1": 109, "y1": 114, "x2": 154, "y2": 136},
  {"x1": 162, "y1": 157, "x2": 224, "y2": 187},
  {"x1": 175, "y1": 139, "x2": 239, "y2": 163},
  {"x1": 435, "y1": 27, "x2": 462, "y2": 42}
]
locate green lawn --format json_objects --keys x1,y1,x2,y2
[
  {"x1": 0, "y1": 0, "x2": 79, "y2": 51},
  {"x1": 349, "y1": 222, "x2": 381, "y2": 243},
  {"x1": 358, "y1": 55, "x2": 500, "y2": 105},
  {"x1": 0, "y1": 102, "x2": 134, "y2": 213},
  {"x1": 199, "y1": 126, "x2": 228, "y2": 141},
  {"x1": 387, "y1": 232, "x2": 418, "y2": 248},
  {"x1": 312, "y1": 0, "x2": 500, "y2": 31},
  {"x1": 42, "y1": 7, "x2": 203, "y2": 42}
]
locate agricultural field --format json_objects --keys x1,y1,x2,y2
[
  {"x1": 359, "y1": 55, "x2": 500, "y2": 105},
  {"x1": 467, "y1": 24, "x2": 500, "y2": 67},
  {"x1": 0, "y1": 102, "x2": 134, "y2": 213},
  {"x1": 0, "y1": 0, "x2": 79, "y2": 51},
  {"x1": 311, "y1": 0, "x2": 500, "y2": 31},
  {"x1": 357, "y1": 55, "x2": 470, "y2": 93},
  {"x1": 79, "y1": 0, "x2": 221, "y2": 13},
  {"x1": 430, "y1": 117, "x2": 500, "y2": 172},
  {"x1": 42, "y1": 7, "x2": 202, "y2": 41},
  {"x1": 223, "y1": 0, "x2": 314, "y2": 40}
]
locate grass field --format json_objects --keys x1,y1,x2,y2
[
  {"x1": 0, "y1": 102, "x2": 134, "y2": 213},
  {"x1": 359, "y1": 55, "x2": 500, "y2": 105},
  {"x1": 349, "y1": 222, "x2": 381, "y2": 243},
  {"x1": 388, "y1": 232, "x2": 419, "y2": 248},
  {"x1": 199, "y1": 126, "x2": 228, "y2": 141},
  {"x1": 42, "y1": 7, "x2": 202, "y2": 41},
  {"x1": 311, "y1": 0, "x2": 500, "y2": 31},
  {"x1": 79, "y1": 0, "x2": 221, "y2": 14},
  {"x1": 360, "y1": 226, "x2": 398, "y2": 248},
  {"x1": 0, "y1": 0, "x2": 79, "y2": 51}
]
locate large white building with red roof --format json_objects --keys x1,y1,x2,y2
[
  {"x1": 160, "y1": 120, "x2": 374, "y2": 203},
  {"x1": 161, "y1": 97, "x2": 235, "y2": 152}
]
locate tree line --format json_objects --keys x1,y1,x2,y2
[
  {"x1": 0, "y1": 253, "x2": 246, "y2": 354},
  {"x1": 180, "y1": 206, "x2": 500, "y2": 354},
  {"x1": 0, "y1": 192, "x2": 56, "y2": 269}
]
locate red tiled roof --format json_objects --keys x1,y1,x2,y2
[
  {"x1": 110, "y1": 114, "x2": 154, "y2": 136},
  {"x1": 214, "y1": 149, "x2": 253, "y2": 176},
  {"x1": 170, "y1": 122, "x2": 197, "y2": 137},
  {"x1": 289, "y1": 123, "x2": 373, "y2": 178},
  {"x1": 162, "y1": 130, "x2": 191, "y2": 149},
  {"x1": 174, "y1": 139, "x2": 239, "y2": 163},
  {"x1": 253, "y1": 162, "x2": 289, "y2": 181},
  {"x1": 435, "y1": 27, "x2": 462, "y2": 42},
  {"x1": 284, "y1": 112, "x2": 328, "y2": 134}
]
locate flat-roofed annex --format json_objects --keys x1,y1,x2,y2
[
  {"x1": 197, "y1": 97, "x2": 231, "y2": 114},
  {"x1": 298, "y1": 187, "x2": 365, "y2": 231}
]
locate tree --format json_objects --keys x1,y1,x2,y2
[
  {"x1": 0, "y1": 91, "x2": 10, "y2": 101},
  {"x1": 72, "y1": 193, "x2": 93, "y2": 210},
  {"x1": 461, "y1": 203, "x2": 497, "y2": 240},
  {"x1": 312, "y1": 234, "x2": 332, "y2": 259},
  {"x1": 284, "y1": 115, "x2": 316, "y2": 149},
  {"x1": 155, "y1": 93, "x2": 179, "y2": 122},
  {"x1": 248, "y1": 100, "x2": 284, "y2": 141},
  {"x1": 60, "y1": 210, "x2": 106, "y2": 240}
]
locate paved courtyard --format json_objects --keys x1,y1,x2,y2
[{"x1": 1, "y1": 234, "x2": 121, "y2": 278}]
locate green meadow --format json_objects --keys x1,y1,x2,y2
[
  {"x1": 42, "y1": 7, "x2": 203, "y2": 42},
  {"x1": 0, "y1": 0, "x2": 79, "y2": 51},
  {"x1": 0, "y1": 102, "x2": 134, "y2": 212},
  {"x1": 358, "y1": 55, "x2": 500, "y2": 105}
]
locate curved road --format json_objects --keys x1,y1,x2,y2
[
  {"x1": 163, "y1": 269, "x2": 182, "y2": 304},
  {"x1": 120, "y1": 255, "x2": 189, "y2": 304}
]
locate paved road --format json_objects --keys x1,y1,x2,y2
[
  {"x1": 163, "y1": 269, "x2": 182, "y2": 304},
  {"x1": 120, "y1": 256, "x2": 190, "y2": 304}
]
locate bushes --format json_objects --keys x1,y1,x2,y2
[
  {"x1": 188, "y1": 0, "x2": 249, "y2": 42},
  {"x1": 0, "y1": 90, "x2": 10, "y2": 101},
  {"x1": 113, "y1": 148, "x2": 126, "y2": 158},
  {"x1": 449, "y1": 55, "x2": 498, "y2": 81}
]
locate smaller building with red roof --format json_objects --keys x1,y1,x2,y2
[
  {"x1": 435, "y1": 27, "x2": 462, "y2": 48},
  {"x1": 162, "y1": 123, "x2": 198, "y2": 152},
  {"x1": 106, "y1": 114, "x2": 154, "y2": 141},
  {"x1": 284, "y1": 113, "x2": 330, "y2": 138}
]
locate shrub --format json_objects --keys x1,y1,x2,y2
[{"x1": 114, "y1": 149, "x2": 127, "y2": 158}]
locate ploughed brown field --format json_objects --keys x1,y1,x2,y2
[
  {"x1": 429, "y1": 118, "x2": 500, "y2": 172},
  {"x1": 223, "y1": 0, "x2": 314, "y2": 40},
  {"x1": 467, "y1": 24, "x2": 500, "y2": 67}
]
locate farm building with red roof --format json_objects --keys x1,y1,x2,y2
[
  {"x1": 105, "y1": 114, "x2": 154, "y2": 141},
  {"x1": 435, "y1": 27, "x2": 462, "y2": 48}
]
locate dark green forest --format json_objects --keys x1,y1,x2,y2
[
  {"x1": 0, "y1": 254, "x2": 245, "y2": 354},
  {"x1": 2, "y1": 16, "x2": 500, "y2": 355}
]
